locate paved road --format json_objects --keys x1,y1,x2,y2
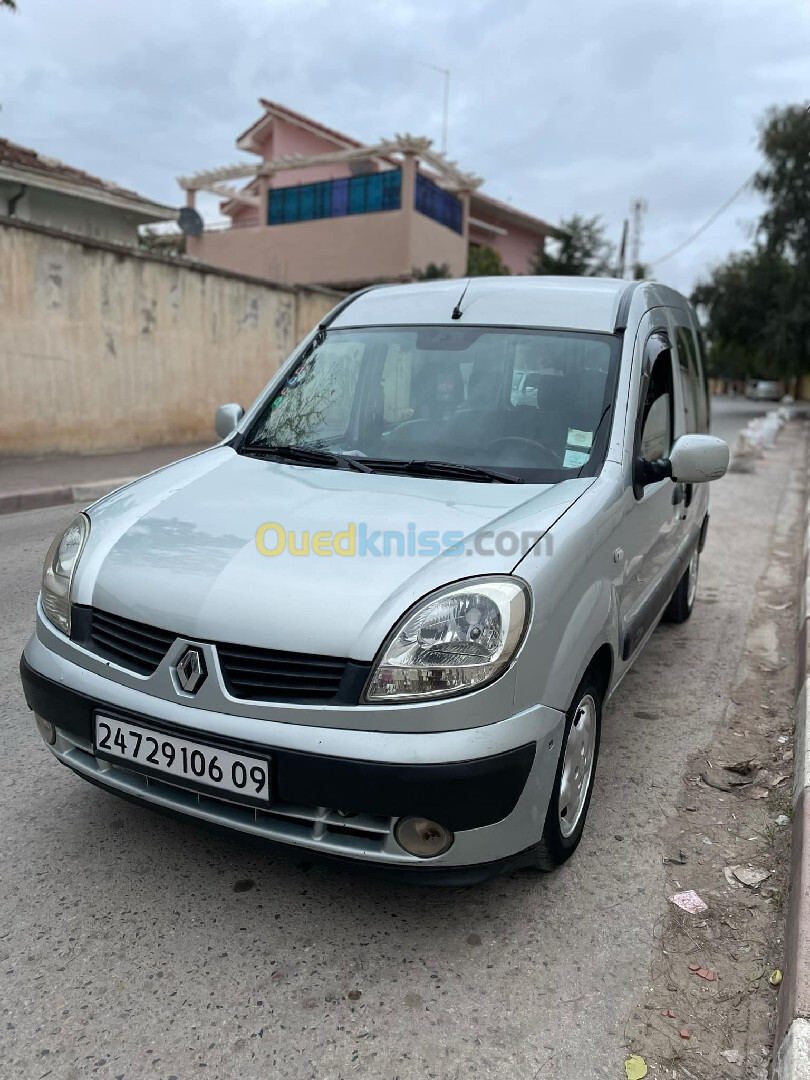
[
  {"x1": 0, "y1": 400, "x2": 797, "y2": 1080},
  {"x1": 709, "y1": 394, "x2": 785, "y2": 445}
]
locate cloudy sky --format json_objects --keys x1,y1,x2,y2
[{"x1": 2, "y1": 0, "x2": 808, "y2": 293}]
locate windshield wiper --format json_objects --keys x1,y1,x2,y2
[
  {"x1": 363, "y1": 459, "x2": 523, "y2": 484},
  {"x1": 242, "y1": 443, "x2": 339, "y2": 466},
  {"x1": 241, "y1": 444, "x2": 373, "y2": 473}
]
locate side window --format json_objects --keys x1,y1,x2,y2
[
  {"x1": 639, "y1": 335, "x2": 674, "y2": 462},
  {"x1": 675, "y1": 326, "x2": 702, "y2": 434},
  {"x1": 381, "y1": 345, "x2": 413, "y2": 424}
]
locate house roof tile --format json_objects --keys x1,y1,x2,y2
[
  {"x1": 0, "y1": 137, "x2": 173, "y2": 214},
  {"x1": 236, "y1": 99, "x2": 364, "y2": 152}
]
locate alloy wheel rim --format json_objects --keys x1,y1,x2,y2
[
  {"x1": 558, "y1": 693, "x2": 597, "y2": 838},
  {"x1": 687, "y1": 549, "x2": 699, "y2": 609}
]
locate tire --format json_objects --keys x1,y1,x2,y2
[
  {"x1": 663, "y1": 547, "x2": 699, "y2": 624},
  {"x1": 532, "y1": 674, "x2": 603, "y2": 870}
]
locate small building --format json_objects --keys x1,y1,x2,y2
[
  {"x1": 0, "y1": 138, "x2": 175, "y2": 245},
  {"x1": 180, "y1": 100, "x2": 562, "y2": 288}
]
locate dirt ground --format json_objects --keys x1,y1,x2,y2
[{"x1": 624, "y1": 430, "x2": 807, "y2": 1079}]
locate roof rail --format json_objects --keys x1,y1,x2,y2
[{"x1": 613, "y1": 282, "x2": 640, "y2": 332}]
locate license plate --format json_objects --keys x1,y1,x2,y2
[{"x1": 94, "y1": 715, "x2": 270, "y2": 805}]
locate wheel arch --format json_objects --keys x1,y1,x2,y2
[
  {"x1": 516, "y1": 575, "x2": 619, "y2": 714},
  {"x1": 582, "y1": 642, "x2": 614, "y2": 703}
]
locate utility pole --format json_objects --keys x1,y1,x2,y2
[
  {"x1": 616, "y1": 219, "x2": 628, "y2": 278},
  {"x1": 629, "y1": 197, "x2": 648, "y2": 277},
  {"x1": 418, "y1": 61, "x2": 450, "y2": 154}
]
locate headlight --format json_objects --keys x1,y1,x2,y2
[
  {"x1": 364, "y1": 576, "x2": 529, "y2": 703},
  {"x1": 41, "y1": 513, "x2": 90, "y2": 635}
]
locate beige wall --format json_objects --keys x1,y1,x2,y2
[
  {"x1": 189, "y1": 206, "x2": 467, "y2": 287},
  {"x1": 409, "y1": 204, "x2": 467, "y2": 278},
  {"x1": 0, "y1": 180, "x2": 151, "y2": 246},
  {"x1": 0, "y1": 218, "x2": 340, "y2": 456}
]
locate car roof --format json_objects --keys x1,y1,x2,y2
[{"x1": 328, "y1": 276, "x2": 689, "y2": 334}]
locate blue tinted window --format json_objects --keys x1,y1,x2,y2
[
  {"x1": 331, "y1": 178, "x2": 349, "y2": 217},
  {"x1": 414, "y1": 173, "x2": 463, "y2": 234},
  {"x1": 349, "y1": 176, "x2": 368, "y2": 214},
  {"x1": 267, "y1": 169, "x2": 401, "y2": 225}
]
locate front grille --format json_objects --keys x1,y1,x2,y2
[
  {"x1": 70, "y1": 606, "x2": 368, "y2": 704},
  {"x1": 89, "y1": 609, "x2": 175, "y2": 675},
  {"x1": 217, "y1": 641, "x2": 349, "y2": 703},
  {"x1": 60, "y1": 741, "x2": 394, "y2": 858}
]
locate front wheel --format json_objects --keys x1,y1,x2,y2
[
  {"x1": 663, "y1": 548, "x2": 699, "y2": 624},
  {"x1": 532, "y1": 675, "x2": 602, "y2": 870}
]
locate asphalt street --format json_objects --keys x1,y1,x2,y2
[{"x1": 0, "y1": 399, "x2": 798, "y2": 1080}]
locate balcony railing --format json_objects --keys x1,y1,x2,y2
[
  {"x1": 414, "y1": 172, "x2": 463, "y2": 234},
  {"x1": 267, "y1": 169, "x2": 402, "y2": 226}
]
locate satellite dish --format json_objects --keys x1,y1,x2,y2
[{"x1": 178, "y1": 207, "x2": 204, "y2": 237}]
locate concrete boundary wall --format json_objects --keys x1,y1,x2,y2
[{"x1": 0, "y1": 216, "x2": 341, "y2": 456}]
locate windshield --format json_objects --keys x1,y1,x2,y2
[{"x1": 241, "y1": 325, "x2": 621, "y2": 483}]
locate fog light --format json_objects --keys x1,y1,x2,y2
[
  {"x1": 394, "y1": 817, "x2": 454, "y2": 858},
  {"x1": 35, "y1": 714, "x2": 56, "y2": 745}
]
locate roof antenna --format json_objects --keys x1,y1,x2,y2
[{"x1": 451, "y1": 278, "x2": 470, "y2": 320}]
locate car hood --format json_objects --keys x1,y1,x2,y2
[{"x1": 76, "y1": 447, "x2": 592, "y2": 659}]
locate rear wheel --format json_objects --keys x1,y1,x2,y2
[
  {"x1": 663, "y1": 548, "x2": 699, "y2": 624},
  {"x1": 533, "y1": 675, "x2": 602, "y2": 870}
]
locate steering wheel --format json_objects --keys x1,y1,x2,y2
[{"x1": 486, "y1": 436, "x2": 565, "y2": 469}]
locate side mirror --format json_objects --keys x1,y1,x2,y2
[
  {"x1": 668, "y1": 434, "x2": 729, "y2": 484},
  {"x1": 215, "y1": 403, "x2": 244, "y2": 440}
]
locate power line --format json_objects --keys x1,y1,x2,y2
[{"x1": 648, "y1": 173, "x2": 756, "y2": 268}]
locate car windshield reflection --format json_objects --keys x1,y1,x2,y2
[{"x1": 242, "y1": 325, "x2": 621, "y2": 484}]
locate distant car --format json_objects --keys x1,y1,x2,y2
[
  {"x1": 21, "y1": 277, "x2": 729, "y2": 883},
  {"x1": 746, "y1": 379, "x2": 782, "y2": 401}
]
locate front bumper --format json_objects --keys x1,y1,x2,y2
[{"x1": 21, "y1": 630, "x2": 565, "y2": 879}]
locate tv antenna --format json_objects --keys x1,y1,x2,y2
[{"x1": 417, "y1": 61, "x2": 450, "y2": 154}]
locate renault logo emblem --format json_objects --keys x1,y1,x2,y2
[{"x1": 175, "y1": 646, "x2": 207, "y2": 694}]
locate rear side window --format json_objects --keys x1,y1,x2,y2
[{"x1": 674, "y1": 325, "x2": 705, "y2": 433}]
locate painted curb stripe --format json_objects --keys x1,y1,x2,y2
[
  {"x1": 774, "y1": 423, "x2": 810, "y2": 1075},
  {"x1": 0, "y1": 477, "x2": 137, "y2": 516}
]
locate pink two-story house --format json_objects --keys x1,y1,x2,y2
[{"x1": 181, "y1": 100, "x2": 561, "y2": 289}]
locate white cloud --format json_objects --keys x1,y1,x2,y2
[{"x1": 1, "y1": 0, "x2": 807, "y2": 293}]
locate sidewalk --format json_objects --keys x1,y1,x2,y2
[{"x1": 0, "y1": 442, "x2": 212, "y2": 515}]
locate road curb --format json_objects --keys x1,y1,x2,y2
[
  {"x1": 773, "y1": 1020, "x2": 810, "y2": 1079},
  {"x1": 774, "y1": 425, "x2": 810, "y2": 1078},
  {"x1": 0, "y1": 477, "x2": 137, "y2": 516}
]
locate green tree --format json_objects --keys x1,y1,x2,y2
[
  {"x1": 466, "y1": 243, "x2": 508, "y2": 276},
  {"x1": 412, "y1": 262, "x2": 450, "y2": 280},
  {"x1": 691, "y1": 249, "x2": 793, "y2": 380},
  {"x1": 531, "y1": 214, "x2": 614, "y2": 276},
  {"x1": 694, "y1": 104, "x2": 810, "y2": 385},
  {"x1": 1, "y1": 0, "x2": 17, "y2": 10},
  {"x1": 756, "y1": 104, "x2": 810, "y2": 263}
]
